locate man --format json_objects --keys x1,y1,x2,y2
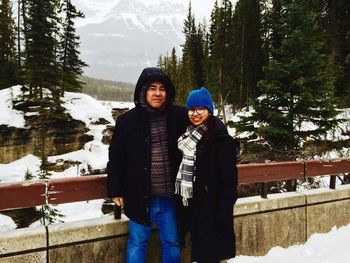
[{"x1": 107, "y1": 67, "x2": 187, "y2": 263}]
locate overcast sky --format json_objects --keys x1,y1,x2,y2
[{"x1": 187, "y1": 0, "x2": 217, "y2": 20}]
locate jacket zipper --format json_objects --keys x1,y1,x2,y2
[{"x1": 145, "y1": 128, "x2": 151, "y2": 225}]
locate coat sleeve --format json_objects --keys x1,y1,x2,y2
[
  {"x1": 107, "y1": 118, "x2": 127, "y2": 198},
  {"x1": 215, "y1": 138, "x2": 238, "y2": 222}
]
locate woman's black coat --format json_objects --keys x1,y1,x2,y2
[{"x1": 182, "y1": 116, "x2": 238, "y2": 262}]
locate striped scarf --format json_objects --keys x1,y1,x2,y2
[{"x1": 175, "y1": 123, "x2": 207, "y2": 206}]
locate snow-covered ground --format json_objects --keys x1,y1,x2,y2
[
  {"x1": 0, "y1": 86, "x2": 134, "y2": 228},
  {"x1": 0, "y1": 86, "x2": 134, "y2": 183},
  {"x1": 231, "y1": 223, "x2": 350, "y2": 263},
  {"x1": 0, "y1": 86, "x2": 349, "y2": 233}
]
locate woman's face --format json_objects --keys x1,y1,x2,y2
[{"x1": 188, "y1": 107, "x2": 210, "y2": 126}]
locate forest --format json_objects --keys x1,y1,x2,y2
[
  {"x1": 1, "y1": 0, "x2": 350, "y2": 180},
  {"x1": 158, "y1": 0, "x2": 350, "y2": 164},
  {"x1": 1, "y1": 0, "x2": 349, "y2": 223},
  {"x1": 81, "y1": 76, "x2": 134, "y2": 102}
]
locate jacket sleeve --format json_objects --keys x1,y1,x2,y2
[
  {"x1": 107, "y1": 118, "x2": 126, "y2": 198},
  {"x1": 215, "y1": 138, "x2": 238, "y2": 222}
]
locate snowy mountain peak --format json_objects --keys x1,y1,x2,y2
[{"x1": 75, "y1": 0, "x2": 185, "y2": 82}]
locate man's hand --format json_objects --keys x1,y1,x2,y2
[{"x1": 112, "y1": 197, "x2": 124, "y2": 207}]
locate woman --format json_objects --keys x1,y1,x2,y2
[{"x1": 175, "y1": 87, "x2": 238, "y2": 263}]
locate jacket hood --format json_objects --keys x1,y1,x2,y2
[{"x1": 133, "y1": 67, "x2": 176, "y2": 107}]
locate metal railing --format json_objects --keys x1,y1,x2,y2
[{"x1": 0, "y1": 159, "x2": 349, "y2": 218}]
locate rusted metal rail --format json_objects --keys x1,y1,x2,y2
[{"x1": 0, "y1": 159, "x2": 349, "y2": 215}]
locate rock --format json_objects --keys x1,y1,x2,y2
[
  {"x1": 0, "y1": 116, "x2": 93, "y2": 164},
  {"x1": 111, "y1": 108, "x2": 129, "y2": 120},
  {"x1": 48, "y1": 160, "x2": 82, "y2": 172},
  {"x1": 91, "y1": 118, "x2": 110, "y2": 125},
  {"x1": 102, "y1": 125, "x2": 115, "y2": 145}
]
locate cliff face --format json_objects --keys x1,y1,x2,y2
[
  {"x1": 101, "y1": 107, "x2": 129, "y2": 145},
  {"x1": 0, "y1": 117, "x2": 93, "y2": 164}
]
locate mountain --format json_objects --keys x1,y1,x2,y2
[{"x1": 75, "y1": 0, "x2": 186, "y2": 82}]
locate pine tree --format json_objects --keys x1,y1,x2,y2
[
  {"x1": 179, "y1": 1, "x2": 197, "y2": 104},
  {"x1": 157, "y1": 55, "x2": 164, "y2": 70},
  {"x1": 324, "y1": 1, "x2": 350, "y2": 106},
  {"x1": 231, "y1": 0, "x2": 264, "y2": 108},
  {"x1": 36, "y1": 109, "x2": 65, "y2": 225},
  {"x1": 193, "y1": 22, "x2": 206, "y2": 88},
  {"x1": 0, "y1": 0, "x2": 18, "y2": 89},
  {"x1": 24, "y1": 0, "x2": 60, "y2": 100},
  {"x1": 236, "y1": 0, "x2": 339, "y2": 160},
  {"x1": 208, "y1": 0, "x2": 234, "y2": 122},
  {"x1": 178, "y1": 1, "x2": 206, "y2": 105},
  {"x1": 58, "y1": 0, "x2": 87, "y2": 95},
  {"x1": 24, "y1": 168, "x2": 34, "y2": 180}
]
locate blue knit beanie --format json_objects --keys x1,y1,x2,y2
[{"x1": 186, "y1": 87, "x2": 214, "y2": 114}]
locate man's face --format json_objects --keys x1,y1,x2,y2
[{"x1": 146, "y1": 81, "x2": 167, "y2": 108}]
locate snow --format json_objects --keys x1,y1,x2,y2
[
  {"x1": 0, "y1": 86, "x2": 349, "y2": 243},
  {"x1": 99, "y1": 100, "x2": 135, "y2": 111},
  {"x1": 0, "y1": 87, "x2": 134, "y2": 227},
  {"x1": 230, "y1": 104, "x2": 350, "y2": 153},
  {"x1": 121, "y1": 13, "x2": 146, "y2": 30},
  {"x1": 72, "y1": 0, "x2": 206, "y2": 28},
  {"x1": 231, "y1": 224, "x2": 350, "y2": 263},
  {"x1": 0, "y1": 86, "x2": 27, "y2": 128},
  {"x1": 0, "y1": 214, "x2": 17, "y2": 233},
  {"x1": 62, "y1": 91, "x2": 114, "y2": 126},
  {"x1": 0, "y1": 154, "x2": 40, "y2": 183},
  {"x1": 29, "y1": 199, "x2": 106, "y2": 227},
  {"x1": 0, "y1": 87, "x2": 132, "y2": 183},
  {"x1": 55, "y1": 200, "x2": 105, "y2": 222}
]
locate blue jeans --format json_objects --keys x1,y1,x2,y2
[{"x1": 126, "y1": 196, "x2": 180, "y2": 263}]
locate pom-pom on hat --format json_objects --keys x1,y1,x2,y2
[{"x1": 186, "y1": 87, "x2": 214, "y2": 114}]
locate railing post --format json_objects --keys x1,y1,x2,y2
[
  {"x1": 114, "y1": 205, "x2": 121, "y2": 219},
  {"x1": 329, "y1": 175, "x2": 336, "y2": 189},
  {"x1": 261, "y1": 182, "x2": 268, "y2": 199}
]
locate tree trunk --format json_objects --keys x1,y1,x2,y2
[{"x1": 240, "y1": 24, "x2": 245, "y2": 106}]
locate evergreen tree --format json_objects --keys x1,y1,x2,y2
[
  {"x1": 158, "y1": 48, "x2": 185, "y2": 104},
  {"x1": 202, "y1": 20, "x2": 210, "y2": 85},
  {"x1": 24, "y1": 168, "x2": 34, "y2": 180},
  {"x1": 178, "y1": 1, "x2": 206, "y2": 105},
  {"x1": 193, "y1": 22, "x2": 206, "y2": 87},
  {"x1": 236, "y1": 0, "x2": 339, "y2": 160},
  {"x1": 231, "y1": 0, "x2": 264, "y2": 108},
  {"x1": 157, "y1": 55, "x2": 164, "y2": 70},
  {"x1": 36, "y1": 109, "x2": 65, "y2": 225},
  {"x1": 179, "y1": 1, "x2": 196, "y2": 104},
  {"x1": 208, "y1": 0, "x2": 234, "y2": 122},
  {"x1": 169, "y1": 47, "x2": 178, "y2": 83},
  {"x1": 259, "y1": 0, "x2": 273, "y2": 76},
  {"x1": 58, "y1": 0, "x2": 87, "y2": 95},
  {"x1": 21, "y1": 0, "x2": 29, "y2": 54},
  {"x1": 324, "y1": 1, "x2": 350, "y2": 106},
  {"x1": 24, "y1": 0, "x2": 60, "y2": 100},
  {"x1": 0, "y1": 0, "x2": 18, "y2": 89}
]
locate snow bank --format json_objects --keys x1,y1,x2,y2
[
  {"x1": 0, "y1": 154, "x2": 40, "y2": 183},
  {"x1": 0, "y1": 214, "x2": 17, "y2": 233},
  {"x1": 232, "y1": 223, "x2": 350, "y2": 263},
  {"x1": 0, "y1": 86, "x2": 26, "y2": 128}
]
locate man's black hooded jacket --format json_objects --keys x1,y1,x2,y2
[{"x1": 107, "y1": 67, "x2": 187, "y2": 225}]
